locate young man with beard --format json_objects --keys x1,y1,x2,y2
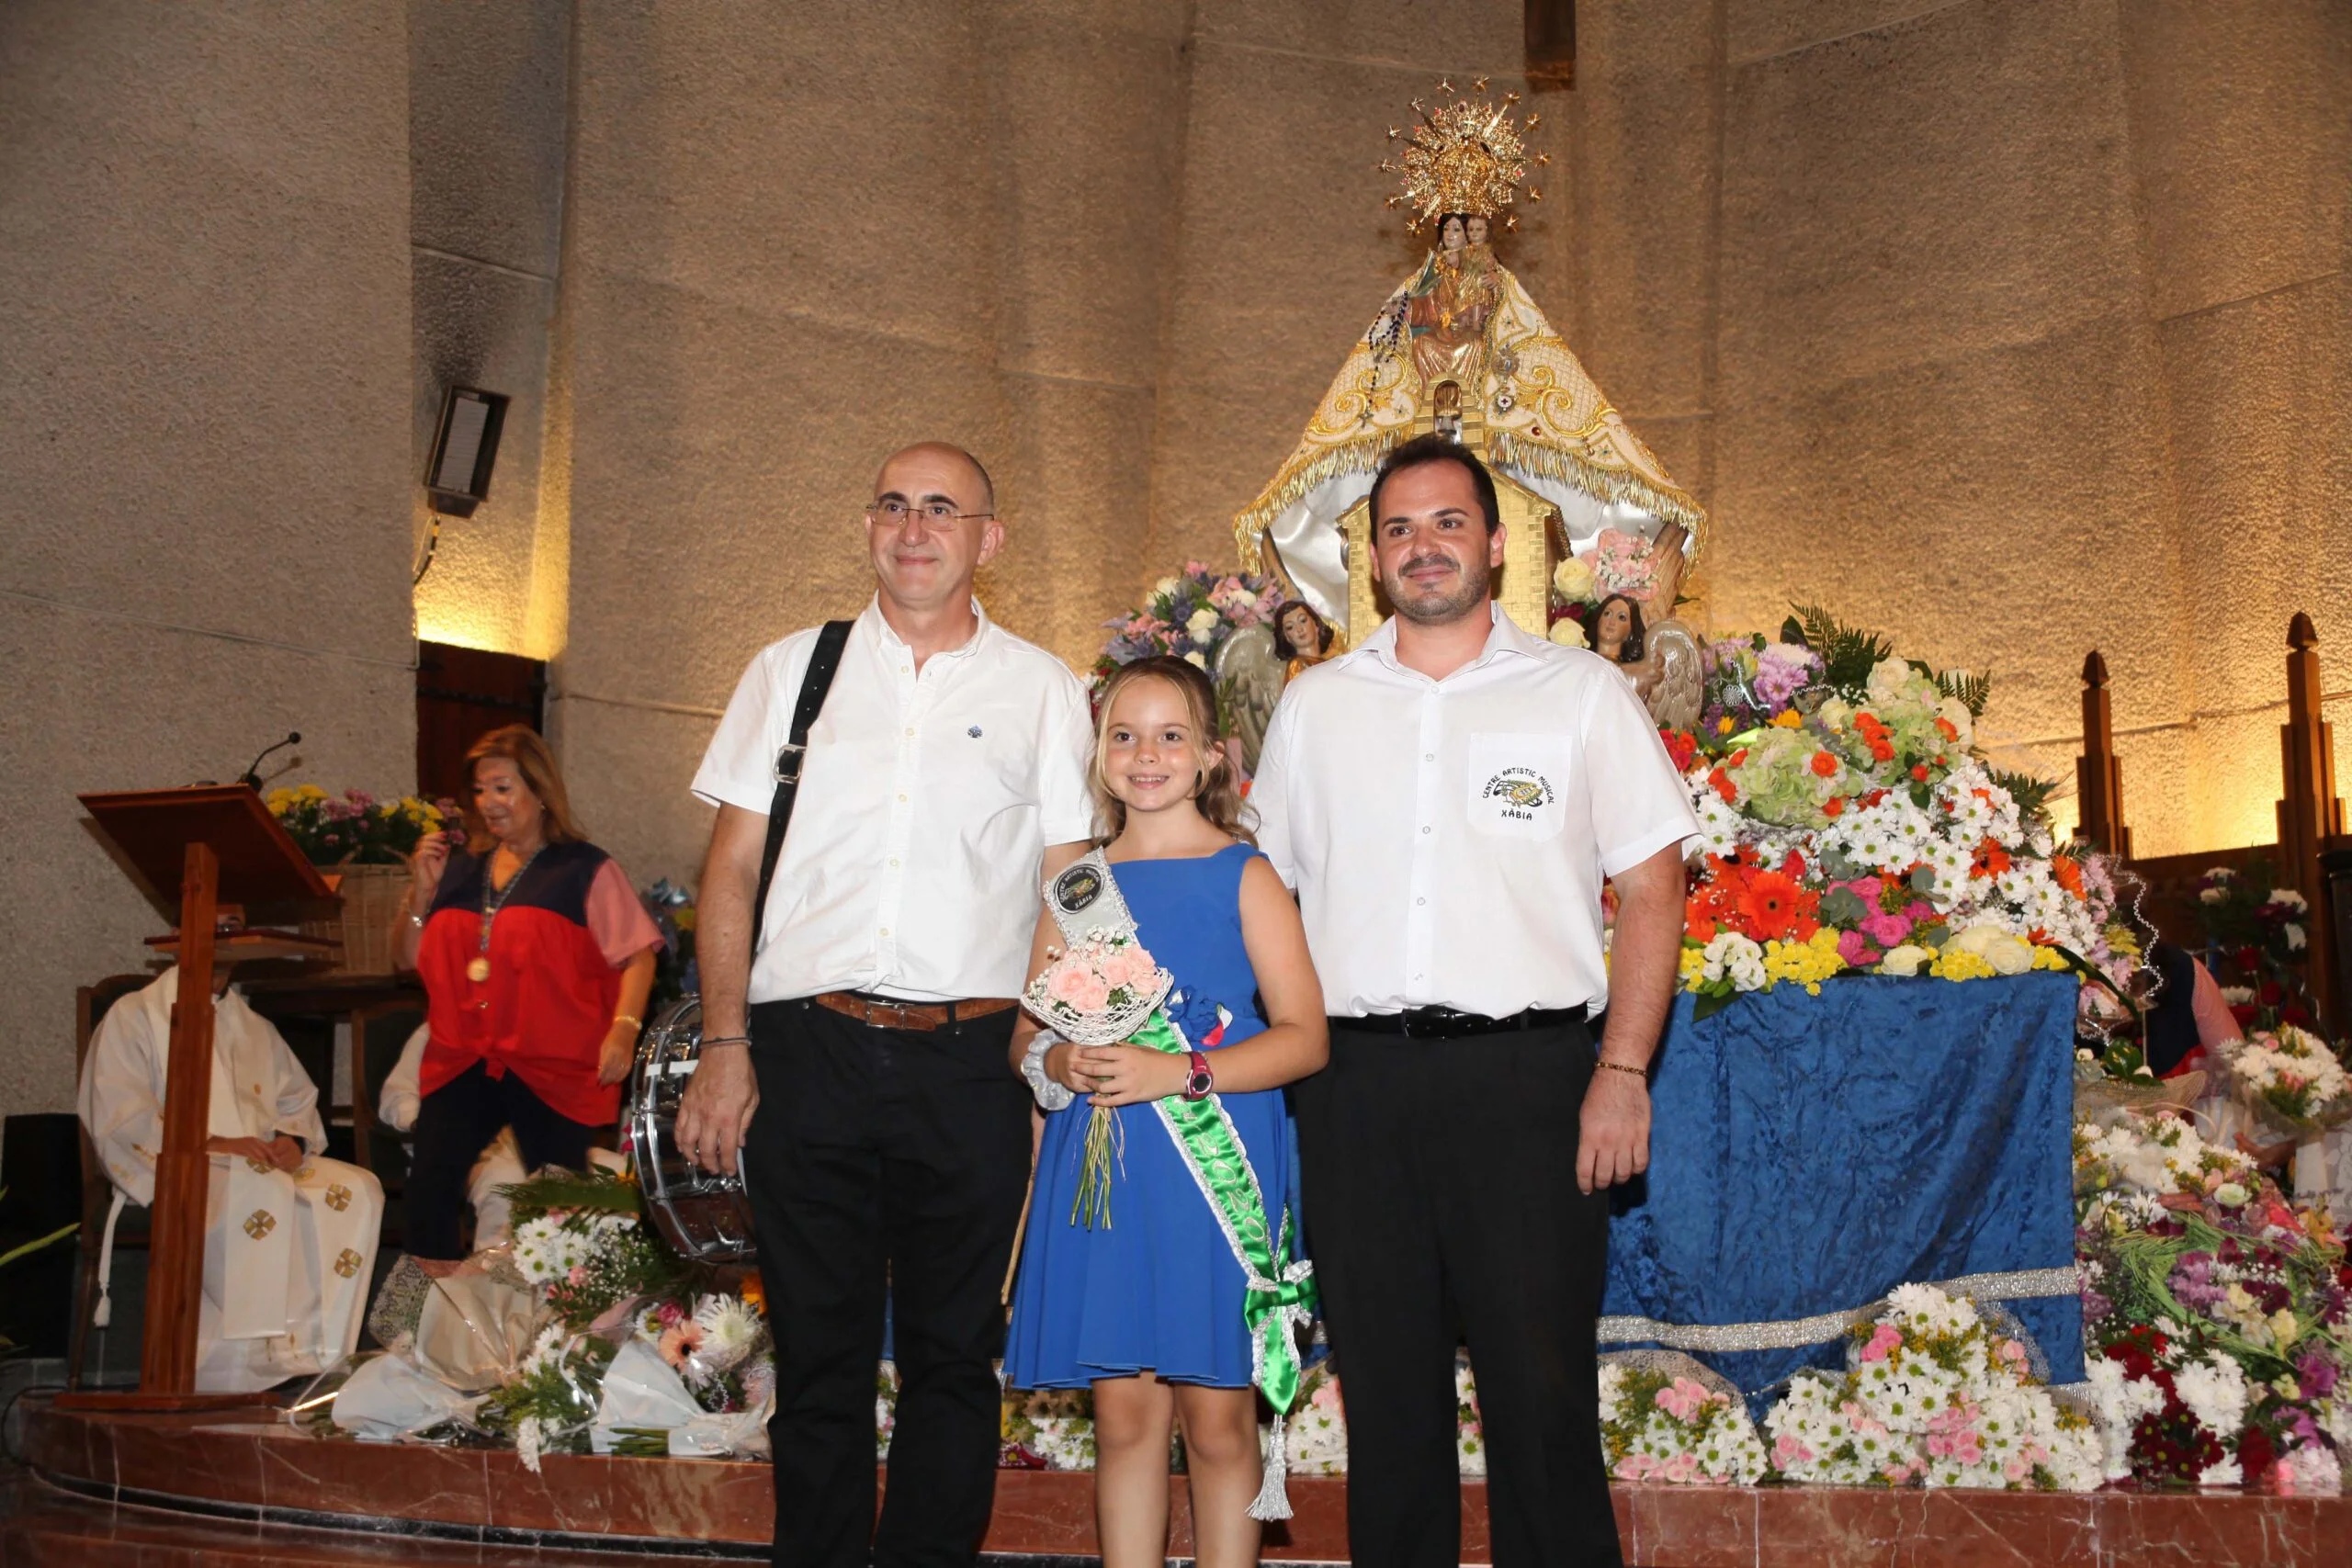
[
  {"x1": 676, "y1": 442, "x2": 1094, "y2": 1568},
  {"x1": 1250, "y1": 434, "x2": 1698, "y2": 1568}
]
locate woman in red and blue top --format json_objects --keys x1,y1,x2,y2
[{"x1": 397, "y1": 726, "x2": 662, "y2": 1261}]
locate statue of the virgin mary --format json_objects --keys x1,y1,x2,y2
[{"x1": 1234, "y1": 83, "x2": 1707, "y2": 638}]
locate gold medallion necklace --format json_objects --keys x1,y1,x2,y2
[{"x1": 469, "y1": 842, "x2": 546, "y2": 984}]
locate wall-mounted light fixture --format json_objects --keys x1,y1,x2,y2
[{"x1": 416, "y1": 384, "x2": 510, "y2": 585}]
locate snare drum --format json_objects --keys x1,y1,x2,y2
[{"x1": 626, "y1": 997, "x2": 760, "y2": 1261}]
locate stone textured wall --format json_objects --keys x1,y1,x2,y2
[
  {"x1": 408, "y1": 0, "x2": 571, "y2": 660},
  {"x1": 0, "y1": 3, "x2": 415, "y2": 1114}
]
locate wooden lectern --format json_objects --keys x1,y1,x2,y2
[{"x1": 59, "y1": 786, "x2": 335, "y2": 1411}]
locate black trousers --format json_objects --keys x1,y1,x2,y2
[
  {"x1": 408, "y1": 1059, "x2": 602, "y2": 1260},
  {"x1": 1292, "y1": 1021, "x2": 1623, "y2": 1568},
  {"x1": 744, "y1": 998, "x2": 1030, "y2": 1568}
]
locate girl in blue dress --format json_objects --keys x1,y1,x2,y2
[{"x1": 1004, "y1": 656, "x2": 1329, "y2": 1568}]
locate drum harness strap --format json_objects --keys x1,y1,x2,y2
[{"x1": 750, "y1": 619, "x2": 854, "y2": 954}]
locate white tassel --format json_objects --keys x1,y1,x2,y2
[
  {"x1": 92, "y1": 1188, "x2": 127, "y2": 1328},
  {"x1": 1247, "y1": 1412, "x2": 1293, "y2": 1521}
]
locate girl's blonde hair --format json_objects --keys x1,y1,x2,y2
[{"x1": 1090, "y1": 657, "x2": 1254, "y2": 845}]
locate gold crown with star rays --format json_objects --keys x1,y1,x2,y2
[{"x1": 1378, "y1": 77, "x2": 1550, "y2": 232}]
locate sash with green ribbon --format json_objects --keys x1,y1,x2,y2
[{"x1": 1041, "y1": 849, "x2": 1318, "y2": 1520}]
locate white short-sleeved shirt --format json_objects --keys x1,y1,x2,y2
[
  {"x1": 692, "y1": 598, "x2": 1095, "y2": 1004},
  {"x1": 1251, "y1": 604, "x2": 1700, "y2": 1020}
]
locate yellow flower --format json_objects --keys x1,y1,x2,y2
[
  {"x1": 1678, "y1": 943, "x2": 1710, "y2": 992},
  {"x1": 2030, "y1": 945, "x2": 2069, "y2": 972},
  {"x1": 1929, "y1": 948, "x2": 1997, "y2": 981},
  {"x1": 295, "y1": 784, "x2": 328, "y2": 803},
  {"x1": 1762, "y1": 928, "x2": 1846, "y2": 994},
  {"x1": 265, "y1": 788, "x2": 294, "y2": 813},
  {"x1": 1715, "y1": 716, "x2": 1736, "y2": 735},
  {"x1": 1769, "y1": 709, "x2": 1804, "y2": 728}
]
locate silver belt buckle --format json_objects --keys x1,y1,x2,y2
[{"x1": 775, "y1": 742, "x2": 805, "y2": 784}]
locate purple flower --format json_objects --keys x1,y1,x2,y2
[
  {"x1": 2168, "y1": 1252, "x2": 2225, "y2": 1313},
  {"x1": 2294, "y1": 1351, "x2": 2338, "y2": 1401}
]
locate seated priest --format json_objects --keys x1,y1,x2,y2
[{"x1": 76, "y1": 962, "x2": 383, "y2": 1393}]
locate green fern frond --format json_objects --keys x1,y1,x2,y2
[
  {"x1": 1992, "y1": 767, "x2": 2061, "y2": 820},
  {"x1": 498, "y1": 1165, "x2": 644, "y2": 1225},
  {"x1": 1935, "y1": 667, "x2": 1993, "y2": 718},
  {"x1": 1789, "y1": 604, "x2": 1896, "y2": 692}
]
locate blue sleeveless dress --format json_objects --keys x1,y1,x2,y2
[{"x1": 1003, "y1": 843, "x2": 1291, "y2": 1390}]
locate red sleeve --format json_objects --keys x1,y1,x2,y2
[{"x1": 584, "y1": 859, "x2": 664, "y2": 968}]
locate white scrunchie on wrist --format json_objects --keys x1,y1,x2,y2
[{"x1": 1022, "y1": 1030, "x2": 1075, "y2": 1111}]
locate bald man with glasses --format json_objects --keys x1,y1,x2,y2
[{"x1": 681, "y1": 442, "x2": 1094, "y2": 1568}]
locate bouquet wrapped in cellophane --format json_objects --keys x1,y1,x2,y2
[{"x1": 1022, "y1": 931, "x2": 1173, "y2": 1227}]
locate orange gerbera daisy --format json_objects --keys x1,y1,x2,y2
[{"x1": 1736, "y1": 869, "x2": 1804, "y2": 941}]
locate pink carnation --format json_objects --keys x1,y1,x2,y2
[
  {"x1": 1654, "y1": 1378, "x2": 1711, "y2": 1421},
  {"x1": 1858, "y1": 1323, "x2": 1903, "y2": 1363},
  {"x1": 1837, "y1": 930, "x2": 1880, "y2": 968},
  {"x1": 1048, "y1": 967, "x2": 1111, "y2": 1013},
  {"x1": 1100, "y1": 944, "x2": 1158, "y2": 990},
  {"x1": 1860, "y1": 910, "x2": 1916, "y2": 950}
]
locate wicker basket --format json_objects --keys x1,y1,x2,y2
[{"x1": 303, "y1": 863, "x2": 413, "y2": 976}]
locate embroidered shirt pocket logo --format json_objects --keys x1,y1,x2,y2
[{"x1": 1467, "y1": 734, "x2": 1570, "y2": 841}]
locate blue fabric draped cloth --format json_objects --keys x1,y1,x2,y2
[{"x1": 1600, "y1": 972, "x2": 2083, "y2": 1395}]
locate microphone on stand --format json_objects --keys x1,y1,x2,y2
[{"x1": 238, "y1": 731, "x2": 302, "y2": 791}]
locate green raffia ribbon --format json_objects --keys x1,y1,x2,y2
[{"x1": 1125, "y1": 1001, "x2": 1317, "y2": 1520}]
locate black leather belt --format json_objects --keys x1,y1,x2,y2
[{"x1": 1332, "y1": 1006, "x2": 1587, "y2": 1040}]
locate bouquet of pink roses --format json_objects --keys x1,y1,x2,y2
[{"x1": 1023, "y1": 933, "x2": 1174, "y2": 1226}]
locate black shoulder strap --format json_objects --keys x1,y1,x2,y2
[{"x1": 751, "y1": 619, "x2": 854, "y2": 953}]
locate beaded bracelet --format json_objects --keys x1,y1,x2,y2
[{"x1": 1596, "y1": 1058, "x2": 1648, "y2": 1078}]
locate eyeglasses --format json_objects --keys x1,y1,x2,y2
[{"x1": 865, "y1": 498, "x2": 993, "y2": 530}]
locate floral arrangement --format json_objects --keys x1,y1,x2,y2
[
  {"x1": 1094, "y1": 562, "x2": 1285, "y2": 684},
  {"x1": 2216, "y1": 1025, "x2": 2352, "y2": 1139},
  {"x1": 1761, "y1": 1284, "x2": 2099, "y2": 1491},
  {"x1": 1455, "y1": 1355, "x2": 1487, "y2": 1476},
  {"x1": 478, "y1": 1323, "x2": 613, "y2": 1469},
  {"x1": 2196, "y1": 863, "x2": 2325, "y2": 1039},
  {"x1": 1547, "y1": 527, "x2": 1676, "y2": 649},
  {"x1": 1599, "y1": 1359, "x2": 1770, "y2": 1484},
  {"x1": 1001, "y1": 1386, "x2": 1099, "y2": 1471},
  {"x1": 2197, "y1": 863, "x2": 2313, "y2": 967},
  {"x1": 504, "y1": 1168, "x2": 684, "y2": 1331},
  {"x1": 1020, "y1": 931, "x2": 1175, "y2": 1228},
  {"x1": 1667, "y1": 608, "x2": 2137, "y2": 1022},
  {"x1": 2075, "y1": 1110, "x2": 2349, "y2": 1492},
  {"x1": 1283, "y1": 1362, "x2": 1350, "y2": 1476},
  {"x1": 265, "y1": 784, "x2": 455, "y2": 865},
  {"x1": 640, "y1": 1292, "x2": 771, "y2": 1408}
]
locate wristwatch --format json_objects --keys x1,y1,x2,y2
[{"x1": 1181, "y1": 1049, "x2": 1214, "y2": 1102}]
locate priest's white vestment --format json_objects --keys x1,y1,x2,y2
[{"x1": 75, "y1": 966, "x2": 383, "y2": 1392}]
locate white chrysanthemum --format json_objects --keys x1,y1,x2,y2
[
  {"x1": 2172, "y1": 1354, "x2": 2250, "y2": 1441},
  {"x1": 2285, "y1": 1442, "x2": 2342, "y2": 1496},
  {"x1": 691, "y1": 1293, "x2": 763, "y2": 1375}
]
